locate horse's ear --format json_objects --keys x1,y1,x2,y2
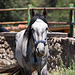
[
  {"x1": 31, "y1": 9, "x2": 35, "y2": 17},
  {"x1": 43, "y1": 8, "x2": 47, "y2": 18}
]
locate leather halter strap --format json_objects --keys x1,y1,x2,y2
[
  {"x1": 34, "y1": 40, "x2": 46, "y2": 48},
  {"x1": 31, "y1": 31, "x2": 47, "y2": 62},
  {"x1": 31, "y1": 32, "x2": 46, "y2": 48}
]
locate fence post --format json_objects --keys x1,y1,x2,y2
[
  {"x1": 28, "y1": 4, "x2": 32, "y2": 25},
  {"x1": 69, "y1": 3, "x2": 74, "y2": 37}
]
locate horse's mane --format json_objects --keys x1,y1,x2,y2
[{"x1": 24, "y1": 13, "x2": 48, "y2": 42}]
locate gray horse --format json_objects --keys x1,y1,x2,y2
[{"x1": 15, "y1": 9, "x2": 49, "y2": 75}]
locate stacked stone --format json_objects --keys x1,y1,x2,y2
[
  {"x1": 0, "y1": 36, "x2": 17, "y2": 65},
  {"x1": 0, "y1": 34, "x2": 75, "y2": 72},
  {"x1": 47, "y1": 37, "x2": 75, "y2": 71},
  {"x1": 47, "y1": 37, "x2": 62, "y2": 71}
]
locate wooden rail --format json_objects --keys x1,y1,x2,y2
[
  {"x1": 48, "y1": 22, "x2": 75, "y2": 25},
  {"x1": 0, "y1": 8, "x2": 28, "y2": 11},
  {"x1": 0, "y1": 21, "x2": 75, "y2": 25},
  {"x1": 31, "y1": 7, "x2": 75, "y2": 10},
  {"x1": 0, "y1": 21, "x2": 28, "y2": 25},
  {"x1": 0, "y1": 7, "x2": 75, "y2": 12}
]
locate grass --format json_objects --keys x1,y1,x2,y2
[
  {"x1": 47, "y1": 59, "x2": 75, "y2": 75},
  {"x1": 47, "y1": 67, "x2": 75, "y2": 75}
]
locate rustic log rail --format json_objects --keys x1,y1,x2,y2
[
  {"x1": 31, "y1": 7, "x2": 75, "y2": 10},
  {"x1": 48, "y1": 22, "x2": 75, "y2": 25},
  {"x1": 0, "y1": 21, "x2": 75, "y2": 25},
  {"x1": 0, "y1": 8, "x2": 28, "y2": 11},
  {"x1": 0, "y1": 7, "x2": 75, "y2": 11},
  {"x1": 0, "y1": 21, "x2": 28, "y2": 25}
]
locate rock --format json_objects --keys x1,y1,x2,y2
[
  {"x1": 2, "y1": 53, "x2": 7, "y2": 59},
  {"x1": 8, "y1": 54, "x2": 14, "y2": 59},
  {"x1": 0, "y1": 59, "x2": 11, "y2": 65},
  {"x1": 4, "y1": 41, "x2": 10, "y2": 49},
  {"x1": 54, "y1": 43, "x2": 61, "y2": 50},
  {"x1": 0, "y1": 48, "x2": 5, "y2": 54},
  {"x1": 0, "y1": 44, "x2": 1, "y2": 48},
  {"x1": 1, "y1": 44, "x2": 5, "y2": 48},
  {"x1": 10, "y1": 59, "x2": 17, "y2": 64},
  {"x1": 1, "y1": 36, "x2": 5, "y2": 40},
  {"x1": 0, "y1": 54, "x2": 2, "y2": 58}
]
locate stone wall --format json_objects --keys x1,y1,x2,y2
[
  {"x1": 47, "y1": 37, "x2": 75, "y2": 71},
  {"x1": 0, "y1": 35, "x2": 17, "y2": 65},
  {"x1": 0, "y1": 32, "x2": 75, "y2": 71}
]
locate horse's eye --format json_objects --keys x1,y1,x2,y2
[{"x1": 46, "y1": 28, "x2": 48, "y2": 31}]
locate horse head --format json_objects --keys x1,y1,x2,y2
[
  {"x1": 30, "y1": 9, "x2": 48, "y2": 57},
  {"x1": 21, "y1": 9, "x2": 49, "y2": 58}
]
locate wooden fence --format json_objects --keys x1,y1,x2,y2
[{"x1": 0, "y1": 4, "x2": 75, "y2": 37}]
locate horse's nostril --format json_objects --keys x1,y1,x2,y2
[
  {"x1": 37, "y1": 50, "x2": 45, "y2": 57},
  {"x1": 41, "y1": 50, "x2": 44, "y2": 54},
  {"x1": 37, "y1": 48, "x2": 44, "y2": 54},
  {"x1": 37, "y1": 48, "x2": 39, "y2": 51}
]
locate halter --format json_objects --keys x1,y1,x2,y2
[
  {"x1": 31, "y1": 32, "x2": 47, "y2": 62},
  {"x1": 34, "y1": 40, "x2": 46, "y2": 48},
  {"x1": 31, "y1": 32, "x2": 47, "y2": 48}
]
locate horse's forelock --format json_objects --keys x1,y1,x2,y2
[{"x1": 30, "y1": 13, "x2": 48, "y2": 25}]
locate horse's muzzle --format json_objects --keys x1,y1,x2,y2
[
  {"x1": 37, "y1": 50, "x2": 45, "y2": 57},
  {"x1": 36, "y1": 43, "x2": 45, "y2": 57}
]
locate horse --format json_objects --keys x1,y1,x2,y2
[{"x1": 15, "y1": 9, "x2": 49, "y2": 75}]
